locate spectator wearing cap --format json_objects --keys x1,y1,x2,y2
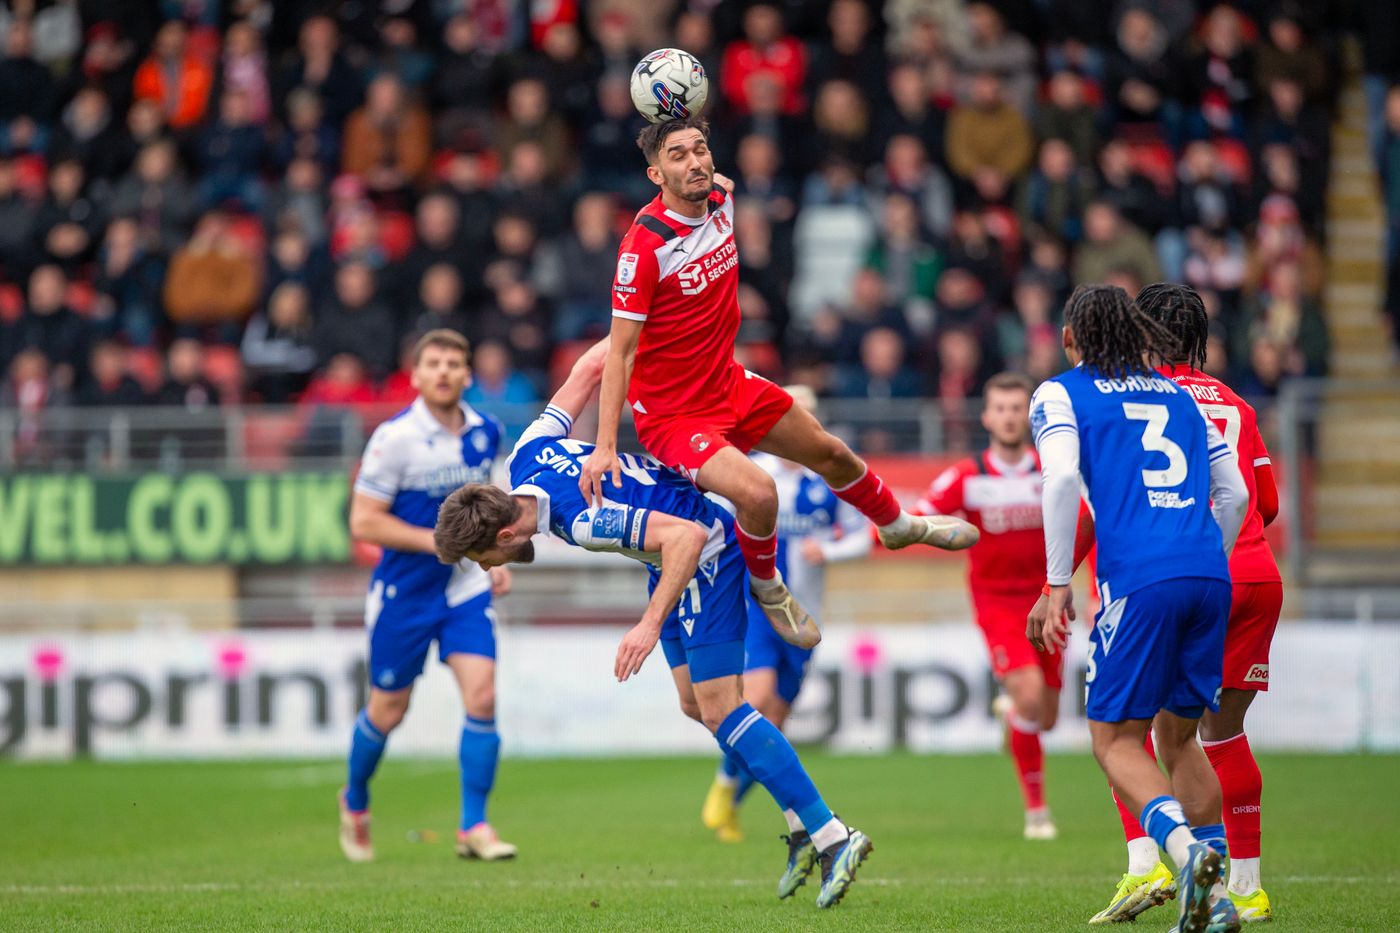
[
  {"x1": 132, "y1": 20, "x2": 213, "y2": 131},
  {"x1": 722, "y1": 3, "x2": 807, "y2": 117},
  {"x1": 945, "y1": 71, "x2": 1034, "y2": 205}
]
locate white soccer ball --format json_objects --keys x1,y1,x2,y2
[{"x1": 629, "y1": 48, "x2": 709, "y2": 124}]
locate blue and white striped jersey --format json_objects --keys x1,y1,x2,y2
[{"x1": 354, "y1": 397, "x2": 503, "y2": 608}]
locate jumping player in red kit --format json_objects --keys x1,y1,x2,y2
[
  {"x1": 917, "y1": 373, "x2": 1065, "y2": 842},
  {"x1": 581, "y1": 116, "x2": 976, "y2": 646}
]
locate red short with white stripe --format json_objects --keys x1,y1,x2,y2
[
  {"x1": 1222, "y1": 580, "x2": 1283, "y2": 691},
  {"x1": 973, "y1": 590, "x2": 1065, "y2": 690},
  {"x1": 633, "y1": 369, "x2": 793, "y2": 486}
]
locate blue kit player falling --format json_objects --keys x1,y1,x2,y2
[
  {"x1": 432, "y1": 340, "x2": 875, "y2": 909},
  {"x1": 1026, "y1": 287, "x2": 1248, "y2": 933},
  {"x1": 701, "y1": 385, "x2": 871, "y2": 844},
  {"x1": 340, "y1": 329, "x2": 517, "y2": 864}
]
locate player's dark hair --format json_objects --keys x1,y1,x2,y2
[
  {"x1": 434, "y1": 484, "x2": 522, "y2": 563},
  {"x1": 1062, "y1": 284, "x2": 1181, "y2": 380},
  {"x1": 1136, "y1": 282, "x2": 1208, "y2": 371},
  {"x1": 636, "y1": 116, "x2": 710, "y2": 164}
]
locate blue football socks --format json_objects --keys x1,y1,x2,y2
[
  {"x1": 345, "y1": 709, "x2": 387, "y2": 812},
  {"x1": 459, "y1": 715, "x2": 501, "y2": 830},
  {"x1": 716, "y1": 703, "x2": 833, "y2": 837}
]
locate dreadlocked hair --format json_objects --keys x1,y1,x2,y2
[
  {"x1": 1063, "y1": 284, "x2": 1183, "y2": 381},
  {"x1": 1136, "y1": 282, "x2": 1208, "y2": 371}
]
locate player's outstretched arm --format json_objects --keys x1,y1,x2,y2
[
  {"x1": 581, "y1": 317, "x2": 642, "y2": 507},
  {"x1": 546, "y1": 337, "x2": 610, "y2": 424},
  {"x1": 349, "y1": 493, "x2": 435, "y2": 554},
  {"x1": 613, "y1": 512, "x2": 708, "y2": 682}
]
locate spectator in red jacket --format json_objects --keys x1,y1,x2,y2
[
  {"x1": 721, "y1": 2, "x2": 807, "y2": 116},
  {"x1": 132, "y1": 20, "x2": 213, "y2": 131}
]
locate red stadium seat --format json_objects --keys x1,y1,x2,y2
[
  {"x1": 203, "y1": 345, "x2": 245, "y2": 401},
  {"x1": 1214, "y1": 138, "x2": 1253, "y2": 186},
  {"x1": 125, "y1": 347, "x2": 165, "y2": 393},
  {"x1": 0, "y1": 284, "x2": 22, "y2": 323},
  {"x1": 1129, "y1": 140, "x2": 1177, "y2": 193},
  {"x1": 65, "y1": 281, "x2": 96, "y2": 317}
]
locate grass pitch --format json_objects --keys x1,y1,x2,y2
[{"x1": 3, "y1": 752, "x2": 1397, "y2": 931}]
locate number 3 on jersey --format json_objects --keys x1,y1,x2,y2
[{"x1": 1123, "y1": 402, "x2": 1188, "y2": 488}]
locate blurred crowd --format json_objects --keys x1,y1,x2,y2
[{"x1": 0, "y1": 0, "x2": 1366, "y2": 452}]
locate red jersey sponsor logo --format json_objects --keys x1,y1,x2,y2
[{"x1": 1244, "y1": 663, "x2": 1269, "y2": 684}]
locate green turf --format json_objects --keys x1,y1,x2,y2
[{"x1": 2, "y1": 752, "x2": 1397, "y2": 931}]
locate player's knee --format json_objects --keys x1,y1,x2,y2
[
  {"x1": 367, "y1": 691, "x2": 411, "y2": 732},
  {"x1": 678, "y1": 695, "x2": 702, "y2": 724},
  {"x1": 1040, "y1": 705, "x2": 1060, "y2": 732},
  {"x1": 736, "y1": 476, "x2": 779, "y2": 524},
  {"x1": 463, "y1": 682, "x2": 496, "y2": 720}
]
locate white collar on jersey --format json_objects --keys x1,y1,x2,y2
[
  {"x1": 509, "y1": 484, "x2": 551, "y2": 535},
  {"x1": 987, "y1": 449, "x2": 1036, "y2": 475},
  {"x1": 663, "y1": 206, "x2": 708, "y2": 226},
  {"x1": 410, "y1": 396, "x2": 483, "y2": 436}
]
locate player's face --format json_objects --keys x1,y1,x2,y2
[
  {"x1": 412, "y1": 345, "x2": 471, "y2": 408},
  {"x1": 650, "y1": 130, "x2": 714, "y2": 203},
  {"x1": 467, "y1": 536, "x2": 536, "y2": 570},
  {"x1": 981, "y1": 388, "x2": 1031, "y2": 447}
]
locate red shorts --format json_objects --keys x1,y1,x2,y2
[
  {"x1": 633, "y1": 370, "x2": 794, "y2": 484},
  {"x1": 972, "y1": 590, "x2": 1065, "y2": 690},
  {"x1": 1222, "y1": 580, "x2": 1283, "y2": 691}
]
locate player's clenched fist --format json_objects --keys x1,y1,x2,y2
[
  {"x1": 580, "y1": 447, "x2": 623, "y2": 508},
  {"x1": 614, "y1": 618, "x2": 661, "y2": 682}
]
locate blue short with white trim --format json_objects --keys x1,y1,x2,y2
[
  {"x1": 653, "y1": 514, "x2": 748, "y2": 683},
  {"x1": 367, "y1": 590, "x2": 496, "y2": 691},
  {"x1": 1085, "y1": 577, "x2": 1231, "y2": 722}
]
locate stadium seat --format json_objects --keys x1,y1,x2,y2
[
  {"x1": 1129, "y1": 139, "x2": 1177, "y2": 193},
  {"x1": 203, "y1": 345, "x2": 245, "y2": 401},
  {"x1": 125, "y1": 346, "x2": 165, "y2": 393},
  {"x1": 1215, "y1": 138, "x2": 1253, "y2": 186},
  {"x1": 0, "y1": 284, "x2": 22, "y2": 323},
  {"x1": 65, "y1": 281, "x2": 96, "y2": 317}
]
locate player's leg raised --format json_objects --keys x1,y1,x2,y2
[{"x1": 752, "y1": 400, "x2": 977, "y2": 552}]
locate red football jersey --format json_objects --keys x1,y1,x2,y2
[
  {"x1": 611, "y1": 186, "x2": 742, "y2": 418},
  {"x1": 918, "y1": 449, "x2": 1046, "y2": 596},
  {"x1": 1159, "y1": 364, "x2": 1281, "y2": 584}
]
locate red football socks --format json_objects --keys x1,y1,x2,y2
[
  {"x1": 1203, "y1": 732, "x2": 1262, "y2": 859},
  {"x1": 1008, "y1": 717, "x2": 1046, "y2": 811},
  {"x1": 831, "y1": 467, "x2": 902, "y2": 527},
  {"x1": 735, "y1": 522, "x2": 778, "y2": 581}
]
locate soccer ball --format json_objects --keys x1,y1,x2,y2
[{"x1": 629, "y1": 48, "x2": 709, "y2": 124}]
